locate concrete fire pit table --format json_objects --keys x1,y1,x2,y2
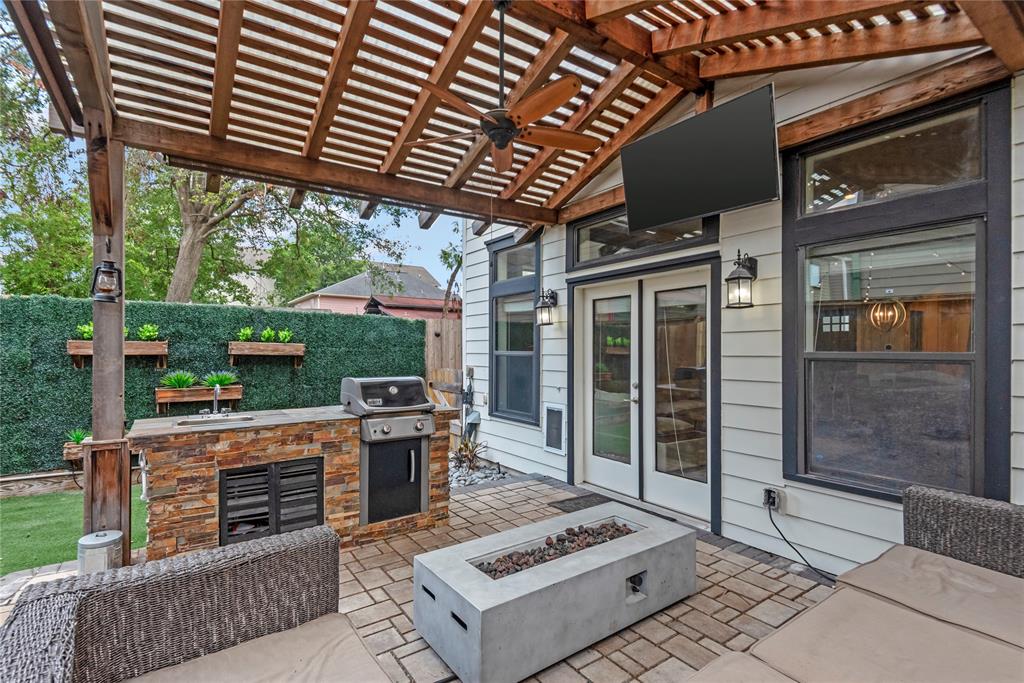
[{"x1": 413, "y1": 502, "x2": 696, "y2": 683}]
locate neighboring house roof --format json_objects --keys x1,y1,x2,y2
[
  {"x1": 365, "y1": 294, "x2": 462, "y2": 320},
  {"x1": 288, "y1": 263, "x2": 451, "y2": 306}
]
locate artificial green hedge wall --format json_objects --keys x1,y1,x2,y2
[{"x1": 0, "y1": 295, "x2": 425, "y2": 475}]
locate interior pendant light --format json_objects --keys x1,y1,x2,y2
[{"x1": 869, "y1": 299, "x2": 907, "y2": 332}]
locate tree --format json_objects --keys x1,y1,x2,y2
[{"x1": 439, "y1": 221, "x2": 462, "y2": 320}]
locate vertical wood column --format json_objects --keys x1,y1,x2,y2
[{"x1": 84, "y1": 108, "x2": 130, "y2": 565}]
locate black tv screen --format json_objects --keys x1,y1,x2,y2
[{"x1": 621, "y1": 85, "x2": 779, "y2": 232}]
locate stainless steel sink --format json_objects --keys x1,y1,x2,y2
[{"x1": 175, "y1": 414, "x2": 255, "y2": 427}]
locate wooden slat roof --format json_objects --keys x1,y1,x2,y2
[{"x1": 16, "y1": 0, "x2": 1005, "y2": 227}]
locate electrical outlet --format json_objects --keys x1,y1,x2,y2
[{"x1": 762, "y1": 487, "x2": 781, "y2": 511}]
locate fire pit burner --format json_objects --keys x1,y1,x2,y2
[{"x1": 476, "y1": 521, "x2": 634, "y2": 578}]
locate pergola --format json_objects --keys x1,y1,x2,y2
[{"x1": 7, "y1": 0, "x2": 1021, "y2": 561}]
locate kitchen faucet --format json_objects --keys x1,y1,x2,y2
[{"x1": 213, "y1": 383, "x2": 220, "y2": 414}]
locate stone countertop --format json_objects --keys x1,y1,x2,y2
[{"x1": 126, "y1": 405, "x2": 358, "y2": 439}]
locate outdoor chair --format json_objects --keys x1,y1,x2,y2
[
  {"x1": 0, "y1": 525, "x2": 388, "y2": 683},
  {"x1": 687, "y1": 485, "x2": 1024, "y2": 682}
]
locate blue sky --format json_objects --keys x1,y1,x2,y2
[{"x1": 374, "y1": 211, "x2": 459, "y2": 284}]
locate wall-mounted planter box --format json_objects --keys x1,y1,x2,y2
[
  {"x1": 67, "y1": 340, "x2": 168, "y2": 369},
  {"x1": 155, "y1": 385, "x2": 243, "y2": 414},
  {"x1": 63, "y1": 441, "x2": 86, "y2": 465},
  {"x1": 228, "y1": 341, "x2": 305, "y2": 368}
]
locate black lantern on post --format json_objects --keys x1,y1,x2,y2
[
  {"x1": 91, "y1": 260, "x2": 123, "y2": 303},
  {"x1": 725, "y1": 250, "x2": 757, "y2": 309},
  {"x1": 535, "y1": 288, "x2": 558, "y2": 326}
]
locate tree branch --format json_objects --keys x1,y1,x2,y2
[{"x1": 200, "y1": 189, "x2": 257, "y2": 238}]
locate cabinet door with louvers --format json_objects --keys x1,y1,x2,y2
[{"x1": 219, "y1": 457, "x2": 324, "y2": 545}]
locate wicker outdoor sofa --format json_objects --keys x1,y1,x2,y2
[
  {"x1": 689, "y1": 485, "x2": 1024, "y2": 682},
  {"x1": 0, "y1": 525, "x2": 389, "y2": 683}
]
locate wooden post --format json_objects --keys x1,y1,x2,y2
[
  {"x1": 695, "y1": 82, "x2": 715, "y2": 114},
  {"x1": 84, "y1": 107, "x2": 130, "y2": 566}
]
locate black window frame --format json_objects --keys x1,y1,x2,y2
[
  {"x1": 781, "y1": 83, "x2": 1011, "y2": 503},
  {"x1": 566, "y1": 206, "x2": 720, "y2": 272},
  {"x1": 488, "y1": 235, "x2": 541, "y2": 425}
]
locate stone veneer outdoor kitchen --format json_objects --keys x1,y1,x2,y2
[{"x1": 128, "y1": 406, "x2": 453, "y2": 560}]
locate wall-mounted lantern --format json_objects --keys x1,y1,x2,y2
[
  {"x1": 91, "y1": 259, "x2": 123, "y2": 303},
  {"x1": 535, "y1": 288, "x2": 558, "y2": 326},
  {"x1": 725, "y1": 250, "x2": 758, "y2": 309}
]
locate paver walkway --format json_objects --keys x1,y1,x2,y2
[{"x1": 0, "y1": 475, "x2": 834, "y2": 681}]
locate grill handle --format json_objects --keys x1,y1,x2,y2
[{"x1": 409, "y1": 450, "x2": 416, "y2": 483}]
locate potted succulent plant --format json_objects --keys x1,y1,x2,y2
[
  {"x1": 154, "y1": 370, "x2": 243, "y2": 413},
  {"x1": 227, "y1": 326, "x2": 305, "y2": 368},
  {"x1": 67, "y1": 321, "x2": 168, "y2": 369}
]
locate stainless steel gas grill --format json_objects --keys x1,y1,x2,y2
[{"x1": 341, "y1": 377, "x2": 436, "y2": 525}]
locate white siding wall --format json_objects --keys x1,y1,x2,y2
[
  {"x1": 1012, "y1": 75, "x2": 1024, "y2": 505},
  {"x1": 462, "y1": 49, "x2": 1015, "y2": 574}
]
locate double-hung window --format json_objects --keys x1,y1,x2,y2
[
  {"x1": 489, "y1": 239, "x2": 539, "y2": 424},
  {"x1": 782, "y1": 87, "x2": 1010, "y2": 502}
]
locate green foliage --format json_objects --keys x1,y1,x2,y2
[
  {"x1": 202, "y1": 371, "x2": 239, "y2": 388},
  {"x1": 260, "y1": 327, "x2": 276, "y2": 342},
  {"x1": 76, "y1": 322, "x2": 93, "y2": 340},
  {"x1": 160, "y1": 370, "x2": 198, "y2": 389},
  {"x1": 237, "y1": 326, "x2": 254, "y2": 342},
  {"x1": 277, "y1": 328, "x2": 294, "y2": 343},
  {"x1": 0, "y1": 295, "x2": 425, "y2": 474},
  {"x1": 136, "y1": 323, "x2": 160, "y2": 341},
  {"x1": 65, "y1": 428, "x2": 90, "y2": 444}
]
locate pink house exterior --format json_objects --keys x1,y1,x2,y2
[{"x1": 288, "y1": 263, "x2": 458, "y2": 319}]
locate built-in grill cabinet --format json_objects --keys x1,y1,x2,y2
[
  {"x1": 366, "y1": 437, "x2": 424, "y2": 524},
  {"x1": 219, "y1": 457, "x2": 324, "y2": 545}
]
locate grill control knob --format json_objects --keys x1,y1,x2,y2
[
  {"x1": 381, "y1": 423, "x2": 392, "y2": 435},
  {"x1": 415, "y1": 420, "x2": 425, "y2": 432}
]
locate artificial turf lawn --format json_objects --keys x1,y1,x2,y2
[{"x1": 0, "y1": 484, "x2": 146, "y2": 576}]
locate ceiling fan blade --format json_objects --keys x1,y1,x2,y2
[
  {"x1": 404, "y1": 131, "x2": 479, "y2": 147},
  {"x1": 508, "y1": 75, "x2": 582, "y2": 128},
  {"x1": 416, "y1": 78, "x2": 495, "y2": 124},
  {"x1": 492, "y1": 142, "x2": 514, "y2": 173},
  {"x1": 520, "y1": 125, "x2": 602, "y2": 152}
]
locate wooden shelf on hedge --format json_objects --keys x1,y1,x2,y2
[
  {"x1": 155, "y1": 385, "x2": 243, "y2": 414},
  {"x1": 67, "y1": 340, "x2": 168, "y2": 369},
  {"x1": 227, "y1": 341, "x2": 305, "y2": 368}
]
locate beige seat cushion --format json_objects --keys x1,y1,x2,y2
[
  {"x1": 751, "y1": 588, "x2": 1024, "y2": 683},
  {"x1": 838, "y1": 544, "x2": 1024, "y2": 647},
  {"x1": 686, "y1": 653, "x2": 796, "y2": 682},
  {"x1": 130, "y1": 613, "x2": 390, "y2": 683}
]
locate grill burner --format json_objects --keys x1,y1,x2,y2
[{"x1": 342, "y1": 377, "x2": 437, "y2": 525}]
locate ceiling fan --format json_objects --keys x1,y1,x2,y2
[{"x1": 404, "y1": 0, "x2": 602, "y2": 173}]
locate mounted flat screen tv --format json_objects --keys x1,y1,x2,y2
[{"x1": 621, "y1": 84, "x2": 780, "y2": 232}]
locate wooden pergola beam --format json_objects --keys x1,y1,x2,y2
[
  {"x1": 960, "y1": 0, "x2": 1024, "y2": 73},
  {"x1": 205, "y1": 0, "x2": 244, "y2": 194},
  {"x1": 290, "y1": 0, "x2": 377, "y2": 208},
  {"x1": 48, "y1": 0, "x2": 114, "y2": 119},
  {"x1": 510, "y1": 0, "x2": 702, "y2": 90},
  {"x1": 652, "y1": 1, "x2": 924, "y2": 56},
  {"x1": 501, "y1": 61, "x2": 642, "y2": 201},
  {"x1": 556, "y1": 51, "x2": 1008, "y2": 224},
  {"x1": 699, "y1": 13, "x2": 984, "y2": 80},
  {"x1": 113, "y1": 119, "x2": 558, "y2": 225},
  {"x1": 586, "y1": 1, "x2": 663, "y2": 23}
]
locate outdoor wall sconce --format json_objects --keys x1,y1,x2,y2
[
  {"x1": 91, "y1": 259, "x2": 123, "y2": 303},
  {"x1": 869, "y1": 299, "x2": 907, "y2": 332},
  {"x1": 535, "y1": 289, "x2": 558, "y2": 326},
  {"x1": 725, "y1": 250, "x2": 758, "y2": 309}
]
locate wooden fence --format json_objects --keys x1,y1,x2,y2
[{"x1": 425, "y1": 317, "x2": 462, "y2": 408}]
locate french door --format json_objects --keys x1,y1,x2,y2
[{"x1": 580, "y1": 267, "x2": 712, "y2": 521}]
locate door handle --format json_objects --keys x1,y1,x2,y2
[
  {"x1": 622, "y1": 397, "x2": 639, "y2": 404},
  {"x1": 409, "y1": 450, "x2": 416, "y2": 483}
]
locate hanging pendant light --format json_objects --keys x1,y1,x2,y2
[{"x1": 868, "y1": 299, "x2": 907, "y2": 331}]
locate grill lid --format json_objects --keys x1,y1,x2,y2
[{"x1": 341, "y1": 376, "x2": 434, "y2": 416}]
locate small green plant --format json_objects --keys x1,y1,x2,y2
[
  {"x1": 66, "y1": 428, "x2": 91, "y2": 444},
  {"x1": 237, "y1": 326, "x2": 254, "y2": 342},
  {"x1": 124, "y1": 326, "x2": 129, "y2": 339},
  {"x1": 452, "y1": 436, "x2": 487, "y2": 470},
  {"x1": 202, "y1": 371, "x2": 239, "y2": 388},
  {"x1": 277, "y1": 328, "x2": 294, "y2": 343},
  {"x1": 160, "y1": 370, "x2": 198, "y2": 389},
  {"x1": 260, "y1": 327, "x2": 276, "y2": 343},
  {"x1": 76, "y1": 321, "x2": 93, "y2": 340},
  {"x1": 136, "y1": 323, "x2": 160, "y2": 341}
]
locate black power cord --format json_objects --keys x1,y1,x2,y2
[{"x1": 767, "y1": 505, "x2": 836, "y2": 585}]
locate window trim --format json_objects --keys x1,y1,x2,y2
[
  {"x1": 566, "y1": 206, "x2": 720, "y2": 272},
  {"x1": 781, "y1": 83, "x2": 1011, "y2": 503},
  {"x1": 488, "y1": 235, "x2": 541, "y2": 425}
]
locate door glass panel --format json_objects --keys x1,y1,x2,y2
[
  {"x1": 654, "y1": 288, "x2": 707, "y2": 482},
  {"x1": 593, "y1": 296, "x2": 631, "y2": 463}
]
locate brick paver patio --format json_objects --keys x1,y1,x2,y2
[{"x1": 0, "y1": 475, "x2": 834, "y2": 681}]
